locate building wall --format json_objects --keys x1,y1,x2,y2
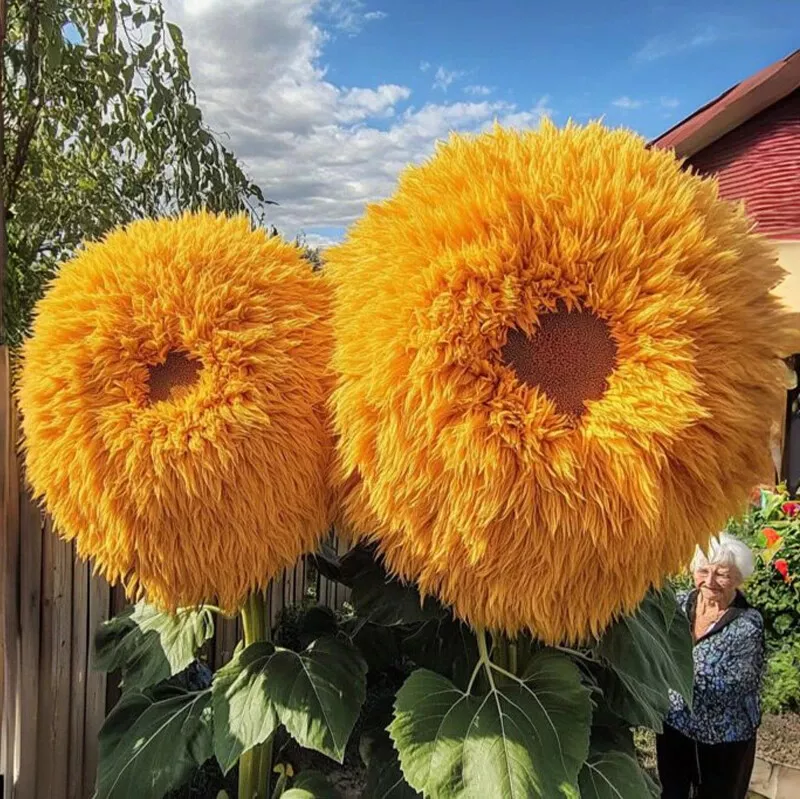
[
  {"x1": 774, "y1": 241, "x2": 800, "y2": 314},
  {"x1": 687, "y1": 89, "x2": 800, "y2": 241},
  {"x1": 685, "y1": 96, "x2": 800, "y2": 489}
]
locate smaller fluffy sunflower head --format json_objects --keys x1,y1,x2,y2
[
  {"x1": 18, "y1": 211, "x2": 333, "y2": 611},
  {"x1": 327, "y1": 121, "x2": 799, "y2": 644}
]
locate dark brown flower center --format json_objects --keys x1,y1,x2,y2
[
  {"x1": 147, "y1": 351, "x2": 201, "y2": 404},
  {"x1": 501, "y1": 303, "x2": 617, "y2": 417}
]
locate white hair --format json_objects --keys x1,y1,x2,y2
[{"x1": 690, "y1": 532, "x2": 754, "y2": 580}]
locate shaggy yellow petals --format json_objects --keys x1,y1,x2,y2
[
  {"x1": 327, "y1": 121, "x2": 798, "y2": 644},
  {"x1": 18, "y1": 212, "x2": 333, "y2": 612}
]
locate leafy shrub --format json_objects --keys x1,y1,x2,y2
[
  {"x1": 761, "y1": 639, "x2": 800, "y2": 715},
  {"x1": 730, "y1": 486, "x2": 800, "y2": 647},
  {"x1": 723, "y1": 486, "x2": 800, "y2": 714}
]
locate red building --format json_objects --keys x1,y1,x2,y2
[{"x1": 651, "y1": 50, "x2": 800, "y2": 492}]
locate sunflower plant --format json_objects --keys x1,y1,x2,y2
[
  {"x1": 88, "y1": 542, "x2": 689, "y2": 798},
  {"x1": 322, "y1": 122, "x2": 796, "y2": 797},
  {"x1": 18, "y1": 212, "x2": 367, "y2": 799}
]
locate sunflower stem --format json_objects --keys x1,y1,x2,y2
[
  {"x1": 476, "y1": 628, "x2": 497, "y2": 692},
  {"x1": 238, "y1": 590, "x2": 273, "y2": 799},
  {"x1": 516, "y1": 635, "x2": 533, "y2": 673},
  {"x1": 509, "y1": 639, "x2": 518, "y2": 676},
  {"x1": 200, "y1": 603, "x2": 228, "y2": 616},
  {"x1": 466, "y1": 656, "x2": 483, "y2": 695},
  {"x1": 491, "y1": 632, "x2": 509, "y2": 672},
  {"x1": 555, "y1": 645, "x2": 594, "y2": 662}
]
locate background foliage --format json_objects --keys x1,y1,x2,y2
[
  {"x1": 725, "y1": 486, "x2": 800, "y2": 714},
  {"x1": 2, "y1": 0, "x2": 269, "y2": 346}
]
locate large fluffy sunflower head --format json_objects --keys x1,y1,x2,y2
[
  {"x1": 18, "y1": 211, "x2": 333, "y2": 612},
  {"x1": 327, "y1": 121, "x2": 799, "y2": 644}
]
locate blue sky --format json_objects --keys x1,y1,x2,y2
[
  {"x1": 171, "y1": 0, "x2": 799, "y2": 245},
  {"x1": 319, "y1": 0, "x2": 798, "y2": 140}
]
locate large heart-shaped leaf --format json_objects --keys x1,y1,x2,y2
[
  {"x1": 390, "y1": 651, "x2": 592, "y2": 799},
  {"x1": 212, "y1": 642, "x2": 280, "y2": 774},
  {"x1": 350, "y1": 566, "x2": 445, "y2": 626},
  {"x1": 212, "y1": 636, "x2": 367, "y2": 773},
  {"x1": 403, "y1": 616, "x2": 478, "y2": 691},
  {"x1": 577, "y1": 728, "x2": 659, "y2": 799},
  {"x1": 93, "y1": 601, "x2": 214, "y2": 691},
  {"x1": 362, "y1": 734, "x2": 422, "y2": 799},
  {"x1": 359, "y1": 697, "x2": 422, "y2": 799},
  {"x1": 593, "y1": 589, "x2": 692, "y2": 730},
  {"x1": 311, "y1": 542, "x2": 381, "y2": 588},
  {"x1": 281, "y1": 770, "x2": 343, "y2": 799},
  {"x1": 96, "y1": 686, "x2": 212, "y2": 799}
]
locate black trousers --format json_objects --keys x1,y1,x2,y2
[{"x1": 656, "y1": 724, "x2": 756, "y2": 799}]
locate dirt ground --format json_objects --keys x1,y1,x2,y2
[{"x1": 757, "y1": 712, "x2": 800, "y2": 767}]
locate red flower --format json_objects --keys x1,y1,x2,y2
[
  {"x1": 763, "y1": 527, "x2": 782, "y2": 546},
  {"x1": 775, "y1": 559, "x2": 791, "y2": 582},
  {"x1": 782, "y1": 501, "x2": 800, "y2": 517}
]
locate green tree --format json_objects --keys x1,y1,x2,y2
[{"x1": 1, "y1": 0, "x2": 269, "y2": 345}]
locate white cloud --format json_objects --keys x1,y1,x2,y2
[
  {"x1": 419, "y1": 60, "x2": 430, "y2": 72},
  {"x1": 487, "y1": 95, "x2": 553, "y2": 130},
  {"x1": 634, "y1": 26, "x2": 720, "y2": 62},
  {"x1": 299, "y1": 231, "x2": 341, "y2": 249},
  {"x1": 464, "y1": 84, "x2": 493, "y2": 96},
  {"x1": 432, "y1": 65, "x2": 467, "y2": 92},
  {"x1": 314, "y1": 0, "x2": 386, "y2": 35},
  {"x1": 165, "y1": 0, "x2": 552, "y2": 241},
  {"x1": 612, "y1": 96, "x2": 644, "y2": 110},
  {"x1": 660, "y1": 96, "x2": 680, "y2": 109}
]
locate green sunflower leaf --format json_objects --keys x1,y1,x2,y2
[
  {"x1": 577, "y1": 727, "x2": 659, "y2": 798},
  {"x1": 282, "y1": 770, "x2": 343, "y2": 798},
  {"x1": 593, "y1": 589, "x2": 693, "y2": 731},
  {"x1": 362, "y1": 735, "x2": 422, "y2": 799},
  {"x1": 93, "y1": 601, "x2": 214, "y2": 692},
  {"x1": 211, "y1": 641, "x2": 280, "y2": 774},
  {"x1": 350, "y1": 563, "x2": 446, "y2": 626},
  {"x1": 212, "y1": 636, "x2": 367, "y2": 773},
  {"x1": 96, "y1": 686, "x2": 212, "y2": 799},
  {"x1": 389, "y1": 651, "x2": 592, "y2": 799}
]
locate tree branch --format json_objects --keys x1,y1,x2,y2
[{"x1": 6, "y1": 0, "x2": 42, "y2": 210}]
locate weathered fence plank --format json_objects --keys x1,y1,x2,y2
[
  {"x1": 82, "y1": 573, "x2": 110, "y2": 798},
  {"x1": 68, "y1": 560, "x2": 89, "y2": 799},
  {"x1": 1, "y1": 347, "x2": 20, "y2": 798},
  {"x1": 16, "y1": 488, "x2": 42, "y2": 799}
]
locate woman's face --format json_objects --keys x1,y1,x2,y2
[{"x1": 693, "y1": 562, "x2": 741, "y2": 606}]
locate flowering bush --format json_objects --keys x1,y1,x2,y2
[
  {"x1": 725, "y1": 486, "x2": 800, "y2": 714},
  {"x1": 734, "y1": 486, "x2": 800, "y2": 645}
]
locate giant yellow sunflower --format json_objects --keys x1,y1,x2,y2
[
  {"x1": 18, "y1": 212, "x2": 333, "y2": 612},
  {"x1": 327, "y1": 121, "x2": 799, "y2": 644}
]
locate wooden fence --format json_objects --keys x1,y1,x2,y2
[{"x1": 0, "y1": 347, "x2": 350, "y2": 799}]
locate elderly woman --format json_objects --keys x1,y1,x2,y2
[{"x1": 657, "y1": 532, "x2": 765, "y2": 799}]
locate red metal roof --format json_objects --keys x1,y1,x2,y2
[{"x1": 651, "y1": 49, "x2": 800, "y2": 158}]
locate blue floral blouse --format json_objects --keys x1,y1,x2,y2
[{"x1": 665, "y1": 589, "x2": 765, "y2": 744}]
